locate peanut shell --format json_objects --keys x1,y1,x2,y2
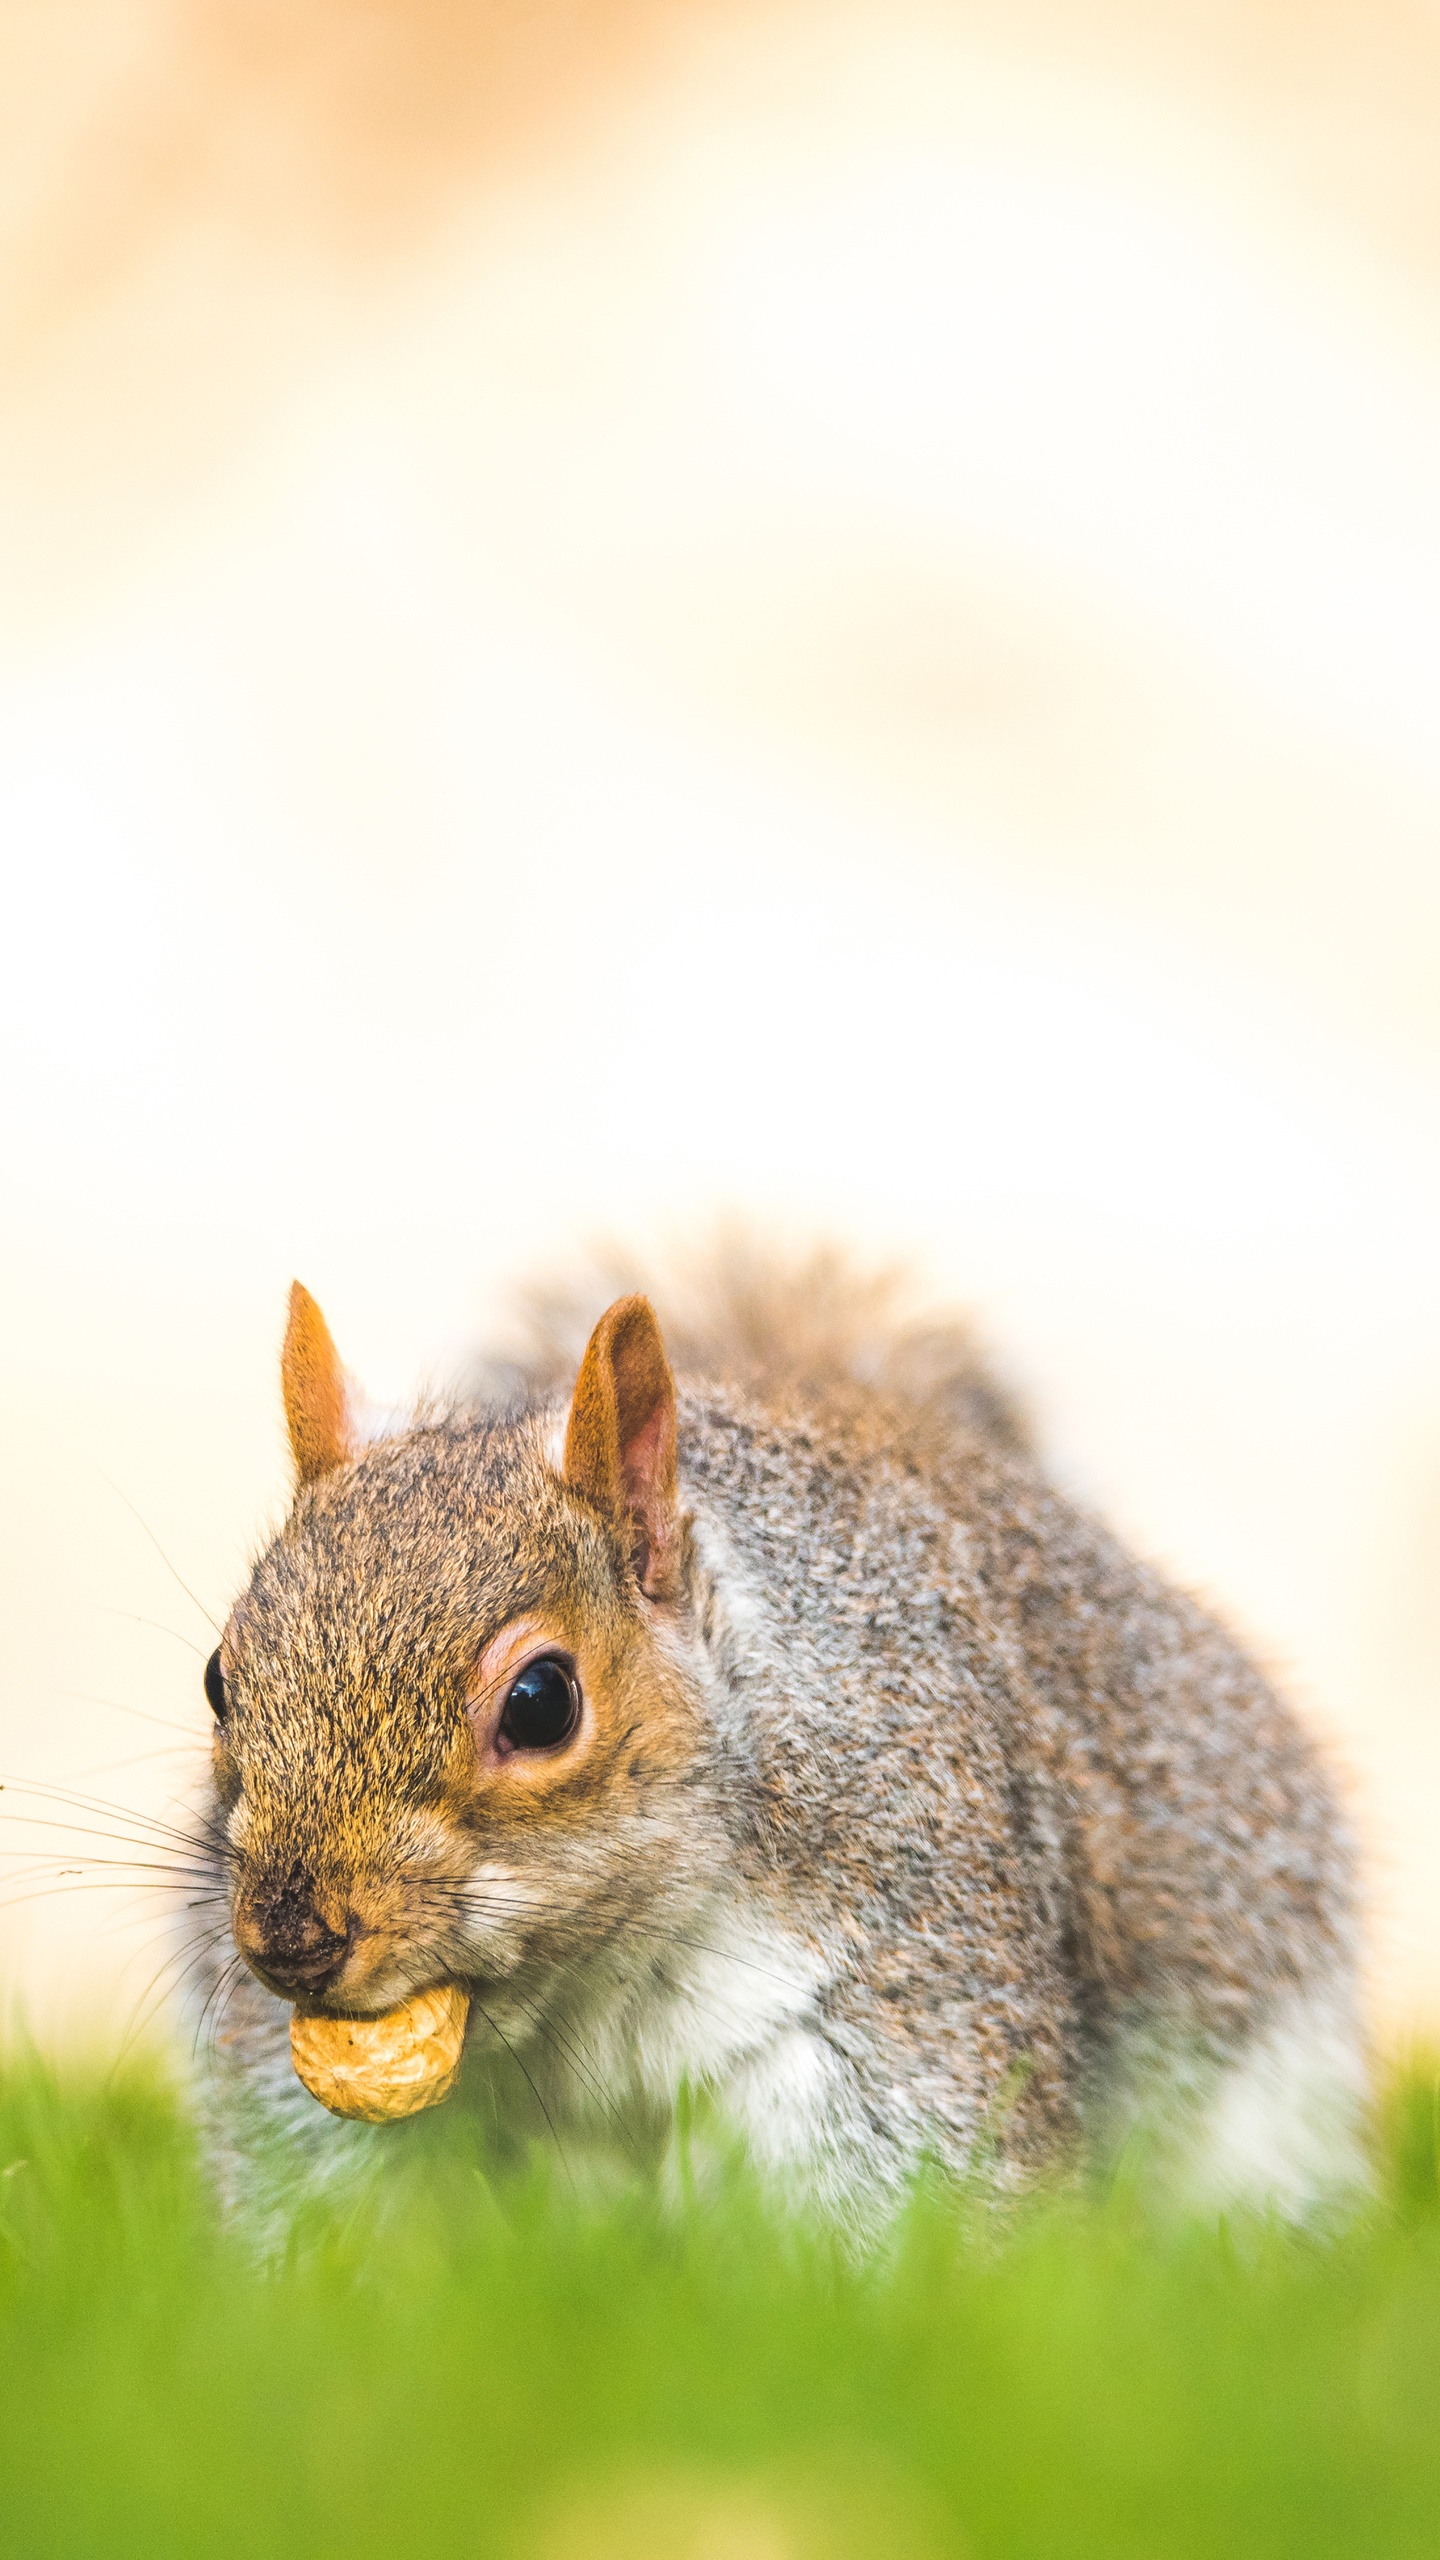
[{"x1": 290, "y1": 1980, "x2": 469, "y2": 2123}]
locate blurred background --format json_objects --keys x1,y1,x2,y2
[{"x1": 1, "y1": 0, "x2": 1438, "y2": 2044}]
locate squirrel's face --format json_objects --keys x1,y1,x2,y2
[{"x1": 210, "y1": 1290, "x2": 709, "y2": 2018}]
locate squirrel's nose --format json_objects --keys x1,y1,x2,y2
[{"x1": 245, "y1": 1881, "x2": 351, "y2": 1999}]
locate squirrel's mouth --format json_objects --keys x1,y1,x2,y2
[{"x1": 288, "y1": 1962, "x2": 463, "y2": 2021}]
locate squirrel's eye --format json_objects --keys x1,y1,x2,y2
[
  {"x1": 204, "y1": 1649, "x2": 228, "y2": 1725},
  {"x1": 497, "y1": 1656, "x2": 580, "y2": 1753}
]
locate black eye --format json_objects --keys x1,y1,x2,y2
[
  {"x1": 204, "y1": 1649, "x2": 228, "y2": 1725},
  {"x1": 498, "y1": 1656, "x2": 580, "y2": 1753}
]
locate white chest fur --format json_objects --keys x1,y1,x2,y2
[{"x1": 480, "y1": 1888, "x2": 847, "y2": 2175}]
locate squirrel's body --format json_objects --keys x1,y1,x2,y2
[{"x1": 194, "y1": 1255, "x2": 1365, "y2": 2233}]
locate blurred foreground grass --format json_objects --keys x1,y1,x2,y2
[{"x1": 2, "y1": 2053, "x2": 1440, "y2": 2558}]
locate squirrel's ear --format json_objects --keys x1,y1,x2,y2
[
  {"x1": 563, "y1": 1294, "x2": 679, "y2": 1600},
  {"x1": 282, "y1": 1282, "x2": 358, "y2": 1486}
]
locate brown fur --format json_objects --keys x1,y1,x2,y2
[
  {"x1": 563, "y1": 1294, "x2": 681, "y2": 1599},
  {"x1": 280, "y1": 1282, "x2": 356, "y2": 1485}
]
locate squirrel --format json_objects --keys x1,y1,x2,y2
[{"x1": 193, "y1": 1243, "x2": 1367, "y2": 2236}]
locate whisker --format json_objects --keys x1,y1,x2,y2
[
  {"x1": 0, "y1": 1866, "x2": 215, "y2": 1898},
  {"x1": 0, "y1": 1881, "x2": 213, "y2": 1918},
  {"x1": 46, "y1": 1688, "x2": 204, "y2": 1740},
  {"x1": 0, "y1": 1864, "x2": 214, "y2": 1894},
  {"x1": 68, "y1": 1745, "x2": 208, "y2": 1784},
  {"x1": 407, "y1": 1875, "x2": 796, "y2": 2068},
  {"x1": 197, "y1": 1957, "x2": 260, "y2": 2074},
  {"x1": 507, "y1": 1989, "x2": 641, "y2": 2161},
  {"x1": 0, "y1": 1882, "x2": 217, "y2": 1914},
  {"x1": 0, "y1": 1777, "x2": 232, "y2": 1862},
  {"x1": 190, "y1": 1950, "x2": 251, "y2": 2068},
  {"x1": 0, "y1": 1812, "x2": 217, "y2": 1867},
  {"x1": 185, "y1": 1953, "x2": 238, "y2": 2066},
  {"x1": 0, "y1": 1832, "x2": 212, "y2": 1873},
  {"x1": 85, "y1": 1607, "x2": 208, "y2": 1660},
  {"x1": 431, "y1": 1875, "x2": 808, "y2": 1999},
  {"x1": 470, "y1": 1991, "x2": 574, "y2": 2187},
  {"x1": 112, "y1": 1943, "x2": 214, "y2": 2076},
  {"x1": 99, "y1": 1475, "x2": 222, "y2": 1634},
  {"x1": 120, "y1": 1923, "x2": 235, "y2": 2063}
]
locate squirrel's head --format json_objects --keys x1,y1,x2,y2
[{"x1": 211, "y1": 1285, "x2": 710, "y2": 2018}]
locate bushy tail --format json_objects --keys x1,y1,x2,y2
[{"x1": 467, "y1": 1231, "x2": 1029, "y2": 1455}]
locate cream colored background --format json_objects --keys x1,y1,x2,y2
[{"x1": 2, "y1": 0, "x2": 1438, "y2": 2042}]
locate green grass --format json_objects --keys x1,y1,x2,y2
[{"x1": 3, "y1": 2054, "x2": 1440, "y2": 2558}]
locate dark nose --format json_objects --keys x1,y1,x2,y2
[{"x1": 248, "y1": 1878, "x2": 350, "y2": 1999}]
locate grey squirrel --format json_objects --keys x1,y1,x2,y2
[{"x1": 194, "y1": 1246, "x2": 1366, "y2": 2233}]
